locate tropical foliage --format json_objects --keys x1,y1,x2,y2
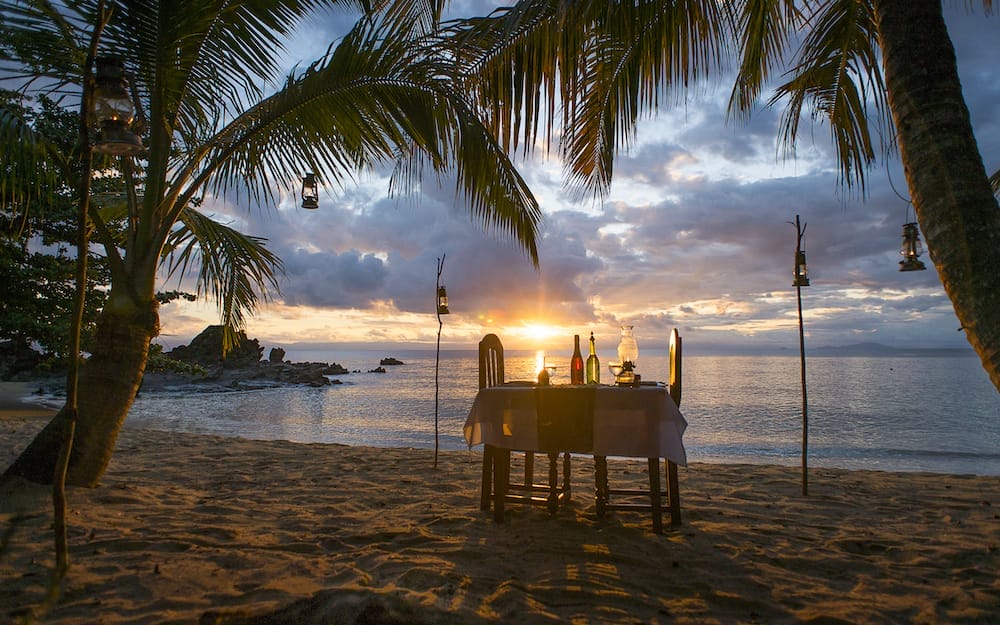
[
  {"x1": 1, "y1": 0, "x2": 541, "y2": 486},
  {"x1": 0, "y1": 93, "x2": 112, "y2": 358}
]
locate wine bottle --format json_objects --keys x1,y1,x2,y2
[
  {"x1": 570, "y1": 334, "x2": 585, "y2": 384},
  {"x1": 586, "y1": 331, "x2": 601, "y2": 384}
]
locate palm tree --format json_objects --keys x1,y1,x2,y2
[
  {"x1": 1, "y1": 0, "x2": 541, "y2": 486},
  {"x1": 445, "y1": 0, "x2": 1000, "y2": 391}
]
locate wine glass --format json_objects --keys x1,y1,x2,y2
[{"x1": 608, "y1": 362, "x2": 624, "y2": 384}]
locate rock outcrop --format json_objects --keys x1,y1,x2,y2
[
  {"x1": 142, "y1": 326, "x2": 352, "y2": 392},
  {"x1": 167, "y1": 325, "x2": 263, "y2": 369}
]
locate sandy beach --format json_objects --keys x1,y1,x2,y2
[{"x1": 2, "y1": 398, "x2": 999, "y2": 624}]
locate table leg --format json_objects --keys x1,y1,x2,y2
[
  {"x1": 547, "y1": 451, "x2": 559, "y2": 515},
  {"x1": 493, "y1": 449, "x2": 510, "y2": 523},
  {"x1": 594, "y1": 455, "x2": 607, "y2": 517}
]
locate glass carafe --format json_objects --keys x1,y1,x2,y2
[{"x1": 617, "y1": 325, "x2": 638, "y2": 384}]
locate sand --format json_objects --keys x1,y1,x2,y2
[{"x1": 2, "y1": 397, "x2": 999, "y2": 624}]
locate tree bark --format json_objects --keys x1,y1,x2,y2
[
  {"x1": 2, "y1": 296, "x2": 158, "y2": 487},
  {"x1": 875, "y1": 0, "x2": 1000, "y2": 391}
]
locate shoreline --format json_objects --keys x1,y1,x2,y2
[
  {"x1": 6, "y1": 380, "x2": 998, "y2": 478},
  {"x1": 3, "y1": 416, "x2": 999, "y2": 624},
  {"x1": 0, "y1": 381, "x2": 60, "y2": 419}
]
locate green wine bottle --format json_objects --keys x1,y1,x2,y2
[{"x1": 586, "y1": 331, "x2": 601, "y2": 384}]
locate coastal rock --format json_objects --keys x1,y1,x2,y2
[
  {"x1": 368, "y1": 366, "x2": 387, "y2": 374},
  {"x1": 379, "y1": 357, "x2": 404, "y2": 366},
  {"x1": 167, "y1": 326, "x2": 263, "y2": 369},
  {"x1": 322, "y1": 363, "x2": 349, "y2": 375},
  {"x1": 138, "y1": 329, "x2": 355, "y2": 392}
]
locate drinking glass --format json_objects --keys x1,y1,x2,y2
[{"x1": 608, "y1": 362, "x2": 624, "y2": 384}]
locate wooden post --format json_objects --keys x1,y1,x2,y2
[
  {"x1": 433, "y1": 255, "x2": 446, "y2": 469},
  {"x1": 792, "y1": 215, "x2": 809, "y2": 497}
]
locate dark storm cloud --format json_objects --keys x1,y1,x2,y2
[{"x1": 278, "y1": 249, "x2": 388, "y2": 307}]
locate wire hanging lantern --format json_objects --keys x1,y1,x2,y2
[{"x1": 899, "y1": 206, "x2": 927, "y2": 272}]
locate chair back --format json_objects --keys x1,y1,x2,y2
[
  {"x1": 478, "y1": 333, "x2": 505, "y2": 389},
  {"x1": 668, "y1": 328, "x2": 682, "y2": 407}
]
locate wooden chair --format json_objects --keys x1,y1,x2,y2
[
  {"x1": 594, "y1": 327, "x2": 683, "y2": 532},
  {"x1": 478, "y1": 334, "x2": 570, "y2": 521}
]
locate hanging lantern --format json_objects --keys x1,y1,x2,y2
[
  {"x1": 899, "y1": 222, "x2": 927, "y2": 272},
  {"x1": 93, "y1": 56, "x2": 144, "y2": 156},
  {"x1": 793, "y1": 250, "x2": 810, "y2": 287},
  {"x1": 436, "y1": 285, "x2": 450, "y2": 315},
  {"x1": 301, "y1": 173, "x2": 319, "y2": 209}
]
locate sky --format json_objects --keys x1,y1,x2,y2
[{"x1": 154, "y1": 2, "x2": 999, "y2": 361}]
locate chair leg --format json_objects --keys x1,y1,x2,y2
[
  {"x1": 547, "y1": 452, "x2": 559, "y2": 515},
  {"x1": 562, "y1": 453, "x2": 572, "y2": 497},
  {"x1": 524, "y1": 451, "x2": 535, "y2": 488},
  {"x1": 648, "y1": 458, "x2": 663, "y2": 534},
  {"x1": 493, "y1": 449, "x2": 510, "y2": 523},
  {"x1": 667, "y1": 460, "x2": 682, "y2": 527},
  {"x1": 480, "y1": 445, "x2": 494, "y2": 511}
]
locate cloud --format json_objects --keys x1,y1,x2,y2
[{"x1": 155, "y1": 3, "x2": 995, "y2": 357}]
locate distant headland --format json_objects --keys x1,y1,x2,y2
[{"x1": 800, "y1": 342, "x2": 975, "y2": 358}]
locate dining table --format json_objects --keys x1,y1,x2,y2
[{"x1": 463, "y1": 382, "x2": 688, "y2": 525}]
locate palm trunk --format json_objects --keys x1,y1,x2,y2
[
  {"x1": 2, "y1": 296, "x2": 158, "y2": 487},
  {"x1": 875, "y1": 0, "x2": 1000, "y2": 392}
]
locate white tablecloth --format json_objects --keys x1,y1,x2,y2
[{"x1": 463, "y1": 384, "x2": 688, "y2": 466}]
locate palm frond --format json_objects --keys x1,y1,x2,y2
[
  {"x1": 167, "y1": 14, "x2": 541, "y2": 264},
  {"x1": 0, "y1": 0, "x2": 93, "y2": 92},
  {"x1": 990, "y1": 168, "x2": 999, "y2": 198},
  {"x1": 442, "y1": 0, "x2": 583, "y2": 156},
  {"x1": 768, "y1": 0, "x2": 890, "y2": 194},
  {"x1": 444, "y1": 0, "x2": 727, "y2": 199},
  {"x1": 163, "y1": 208, "x2": 284, "y2": 353},
  {"x1": 0, "y1": 100, "x2": 70, "y2": 220},
  {"x1": 375, "y1": 0, "x2": 444, "y2": 32},
  {"x1": 726, "y1": 0, "x2": 803, "y2": 121},
  {"x1": 561, "y1": 0, "x2": 728, "y2": 199}
]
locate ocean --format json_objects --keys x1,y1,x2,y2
[{"x1": 124, "y1": 349, "x2": 1000, "y2": 476}]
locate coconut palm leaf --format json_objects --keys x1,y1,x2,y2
[
  {"x1": 726, "y1": 0, "x2": 803, "y2": 120},
  {"x1": 164, "y1": 15, "x2": 541, "y2": 263},
  {"x1": 164, "y1": 208, "x2": 284, "y2": 353},
  {"x1": 0, "y1": 102, "x2": 68, "y2": 216},
  {"x1": 560, "y1": 0, "x2": 727, "y2": 199},
  {"x1": 0, "y1": 0, "x2": 90, "y2": 90},
  {"x1": 443, "y1": 0, "x2": 727, "y2": 199},
  {"x1": 768, "y1": 0, "x2": 890, "y2": 194}
]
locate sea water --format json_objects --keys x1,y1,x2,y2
[{"x1": 124, "y1": 349, "x2": 1000, "y2": 476}]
